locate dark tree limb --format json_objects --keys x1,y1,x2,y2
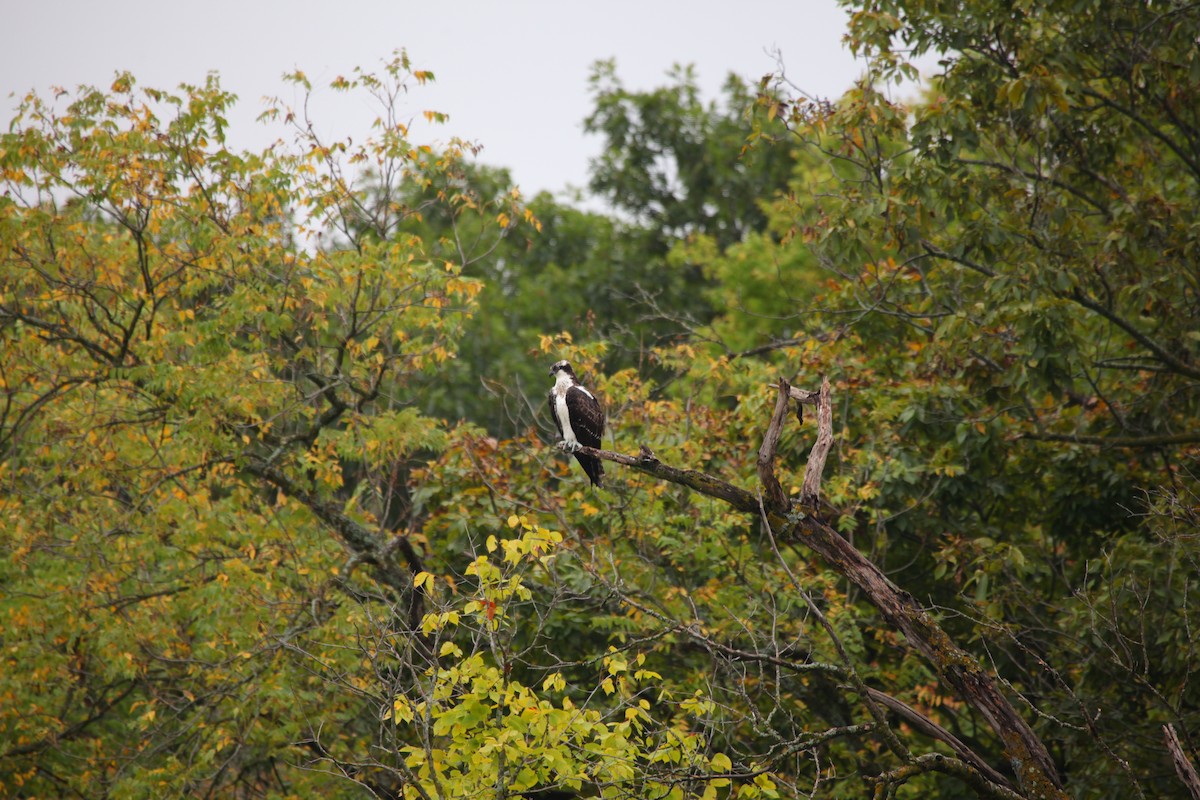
[
  {"x1": 864, "y1": 687, "x2": 1014, "y2": 792},
  {"x1": 569, "y1": 377, "x2": 1066, "y2": 799},
  {"x1": 1021, "y1": 430, "x2": 1200, "y2": 448},
  {"x1": 1165, "y1": 724, "x2": 1200, "y2": 800},
  {"x1": 0, "y1": 681, "x2": 138, "y2": 760},
  {"x1": 758, "y1": 494, "x2": 913, "y2": 765},
  {"x1": 1068, "y1": 289, "x2": 1200, "y2": 381},
  {"x1": 244, "y1": 460, "x2": 427, "y2": 631},
  {"x1": 598, "y1": 444, "x2": 762, "y2": 513},
  {"x1": 875, "y1": 752, "x2": 1025, "y2": 800}
]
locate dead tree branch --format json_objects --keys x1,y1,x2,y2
[
  {"x1": 864, "y1": 687, "x2": 1014, "y2": 792},
  {"x1": 800, "y1": 375, "x2": 832, "y2": 507},
  {"x1": 757, "y1": 378, "x2": 793, "y2": 512},
  {"x1": 1165, "y1": 724, "x2": 1200, "y2": 800},
  {"x1": 566, "y1": 375, "x2": 1066, "y2": 799}
]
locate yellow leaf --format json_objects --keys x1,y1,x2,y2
[
  {"x1": 755, "y1": 774, "x2": 777, "y2": 791},
  {"x1": 392, "y1": 696, "x2": 414, "y2": 723}
]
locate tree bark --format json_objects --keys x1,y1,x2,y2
[
  {"x1": 799, "y1": 375, "x2": 832, "y2": 507},
  {"x1": 1165, "y1": 724, "x2": 1200, "y2": 800}
]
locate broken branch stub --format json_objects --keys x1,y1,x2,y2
[
  {"x1": 761, "y1": 376, "x2": 832, "y2": 509},
  {"x1": 757, "y1": 378, "x2": 794, "y2": 512},
  {"x1": 800, "y1": 375, "x2": 833, "y2": 507}
]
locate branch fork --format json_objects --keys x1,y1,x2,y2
[
  {"x1": 760, "y1": 376, "x2": 834, "y2": 511},
  {"x1": 563, "y1": 374, "x2": 1066, "y2": 798}
]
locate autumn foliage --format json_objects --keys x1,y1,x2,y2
[{"x1": 4, "y1": 2, "x2": 1200, "y2": 798}]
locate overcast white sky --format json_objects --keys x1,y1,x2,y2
[{"x1": 2, "y1": 0, "x2": 873, "y2": 202}]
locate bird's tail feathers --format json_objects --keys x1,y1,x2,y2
[{"x1": 576, "y1": 453, "x2": 604, "y2": 488}]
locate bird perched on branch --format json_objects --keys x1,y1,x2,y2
[{"x1": 548, "y1": 360, "x2": 605, "y2": 487}]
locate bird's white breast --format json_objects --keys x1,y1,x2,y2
[
  {"x1": 555, "y1": 393, "x2": 578, "y2": 446},
  {"x1": 553, "y1": 372, "x2": 579, "y2": 446}
]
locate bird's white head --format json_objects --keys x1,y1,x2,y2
[{"x1": 549, "y1": 359, "x2": 575, "y2": 379}]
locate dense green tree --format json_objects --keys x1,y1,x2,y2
[
  {"x1": 695, "y1": 0, "x2": 1200, "y2": 795},
  {"x1": 4, "y1": 2, "x2": 1200, "y2": 798},
  {"x1": 0, "y1": 58, "x2": 803, "y2": 800},
  {"x1": 0, "y1": 57, "x2": 520, "y2": 798},
  {"x1": 585, "y1": 62, "x2": 796, "y2": 250},
  {"x1": 399, "y1": 181, "x2": 683, "y2": 435},
  {"x1": 380, "y1": 64, "x2": 803, "y2": 436},
  {"x1": 445, "y1": 0, "x2": 1200, "y2": 796}
]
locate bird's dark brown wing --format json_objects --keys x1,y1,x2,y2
[
  {"x1": 565, "y1": 387, "x2": 604, "y2": 448},
  {"x1": 565, "y1": 387, "x2": 604, "y2": 487}
]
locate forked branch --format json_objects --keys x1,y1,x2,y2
[{"x1": 564, "y1": 375, "x2": 1066, "y2": 799}]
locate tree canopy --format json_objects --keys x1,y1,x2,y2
[{"x1": 2, "y1": 2, "x2": 1199, "y2": 799}]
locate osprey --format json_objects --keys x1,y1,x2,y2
[{"x1": 548, "y1": 360, "x2": 605, "y2": 487}]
